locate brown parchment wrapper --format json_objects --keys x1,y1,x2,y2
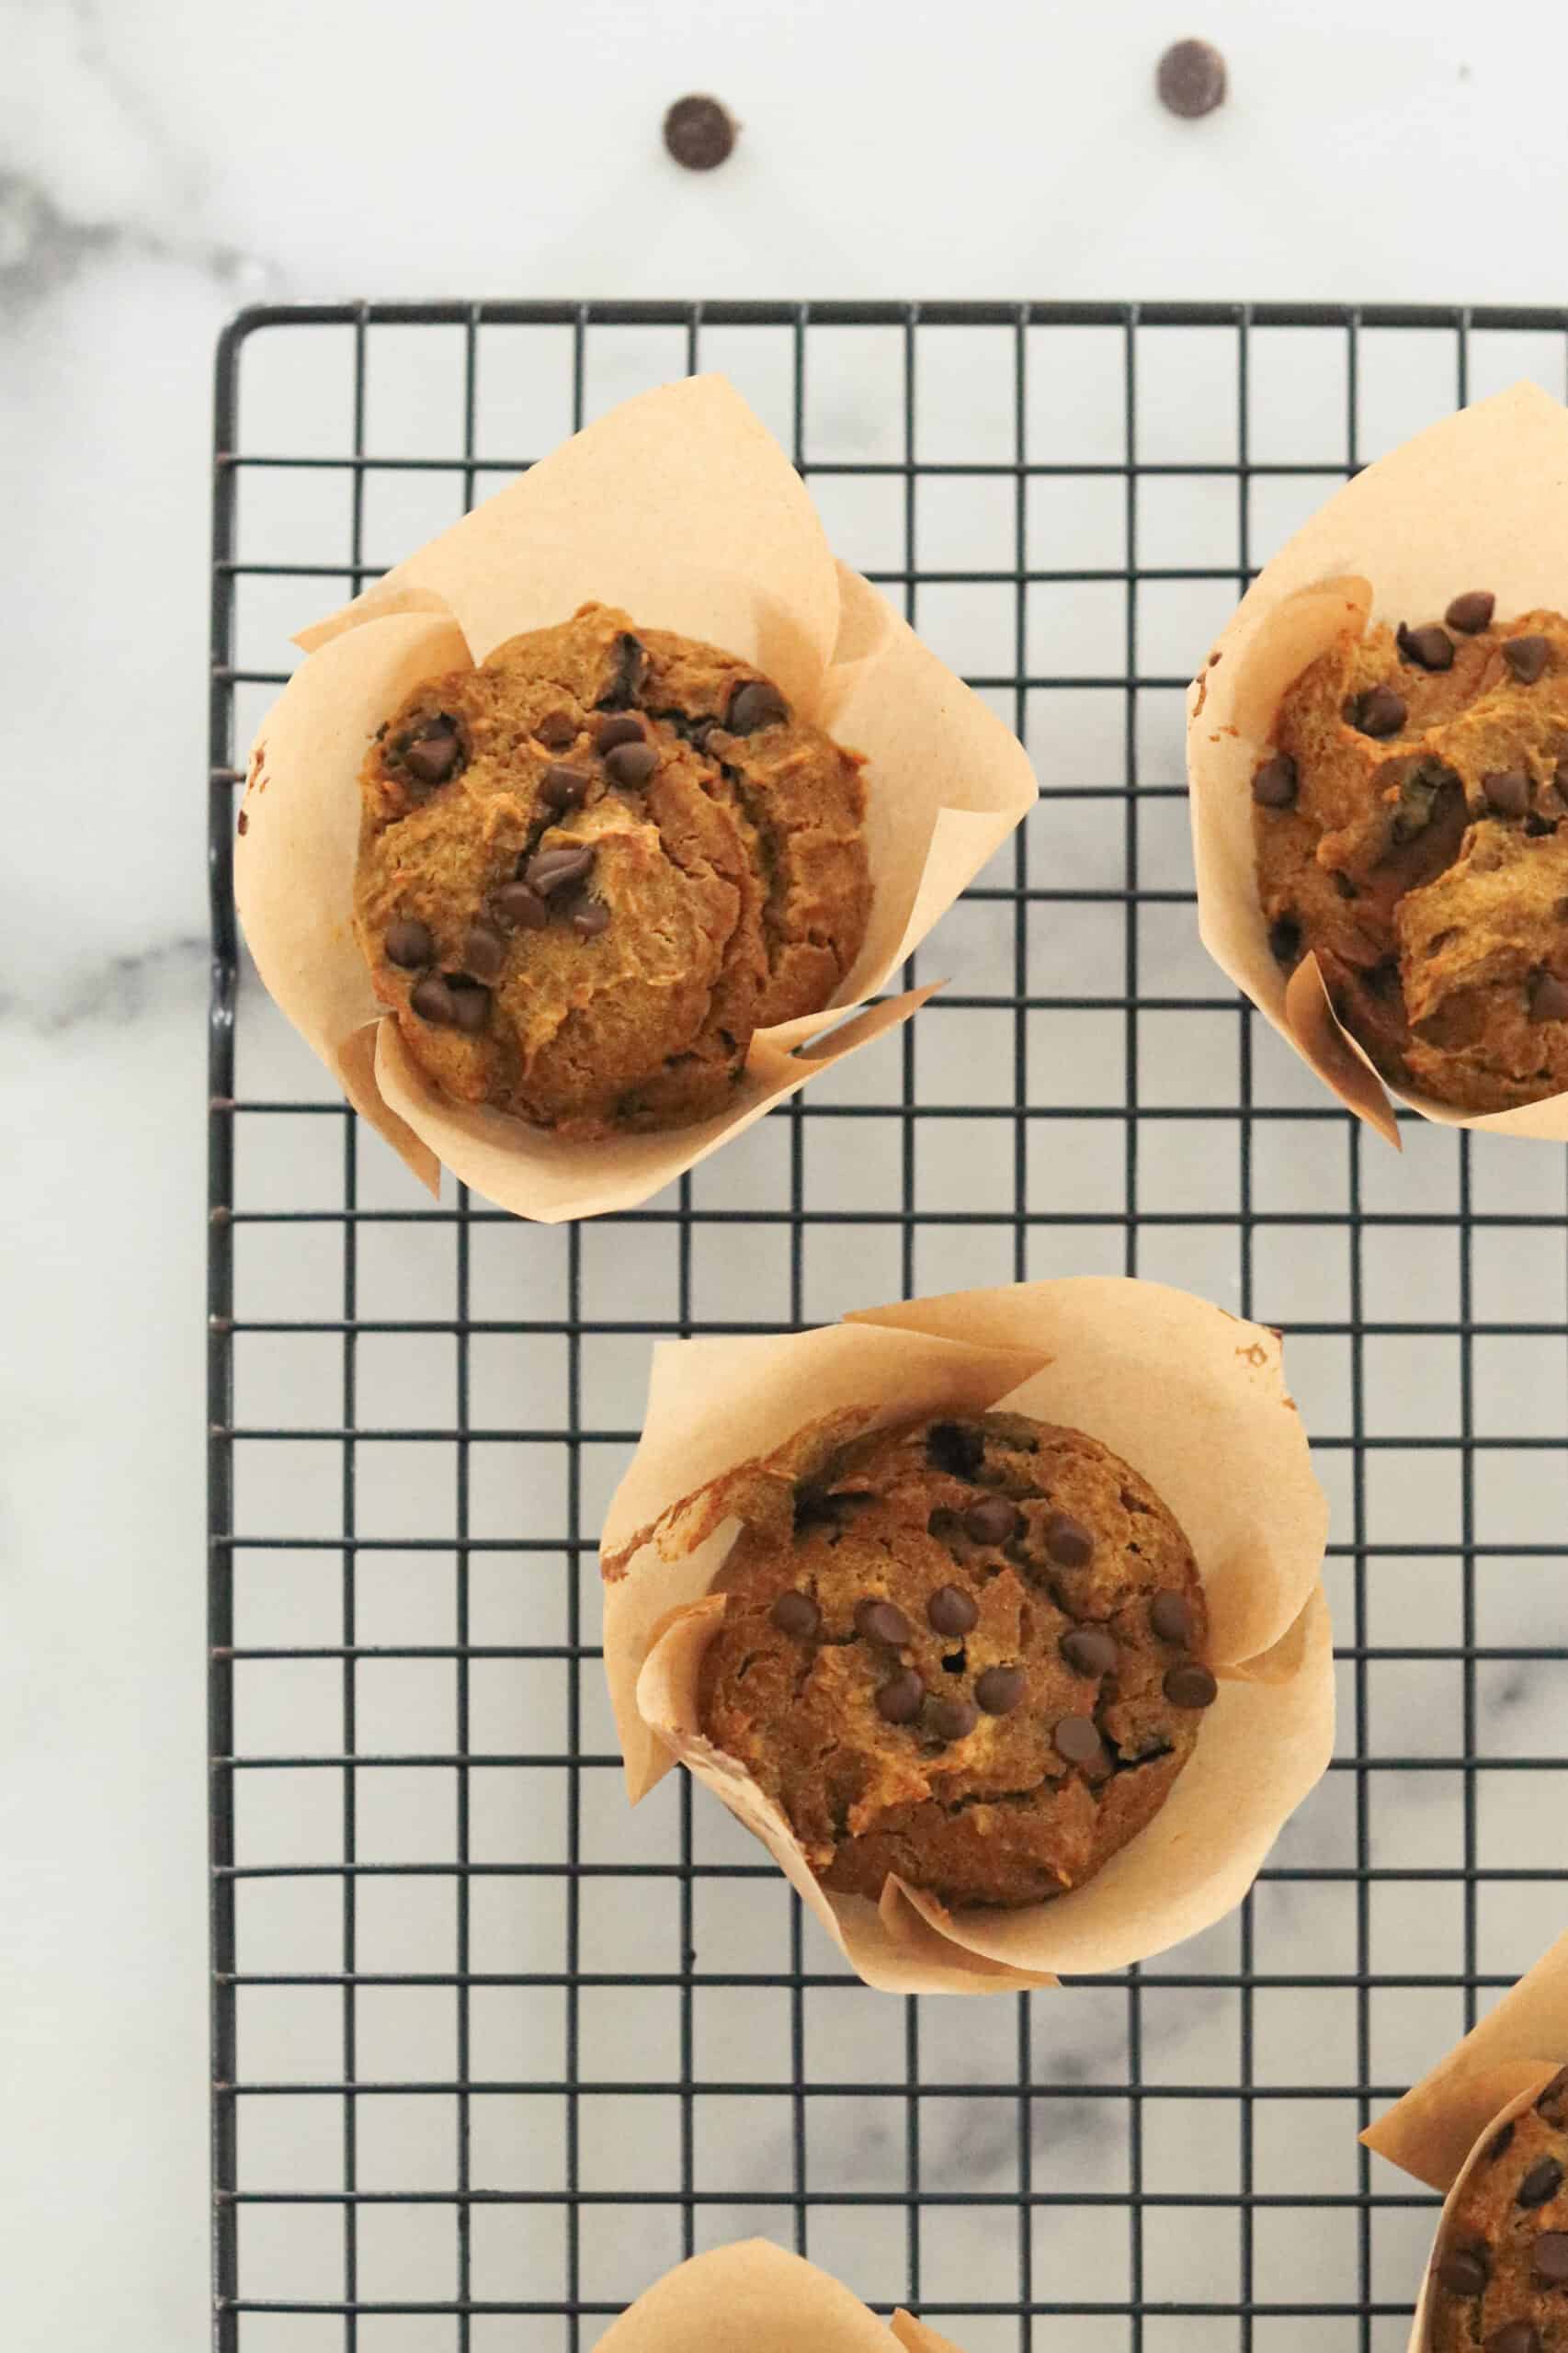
[
  {"x1": 1187, "y1": 379, "x2": 1568, "y2": 1146},
  {"x1": 600, "y1": 1277, "x2": 1334, "y2": 1995},
  {"x1": 595, "y1": 2239, "x2": 968, "y2": 2353},
  {"x1": 233, "y1": 375, "x2": 1037, "y2": 1221}
]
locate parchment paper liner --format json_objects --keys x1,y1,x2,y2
[
  {"x1": 1187, "y1": 379, "x2": 1568, "y2": 1146},
  {"x1": 233, "y1": 375, "x2": 1037, "y2": 1221},
  {"x1": 596, "y1": 2239, "x2": 965, "y2": 2353},
  {"x1": 600, "y1": 1277, "x2": 1334, "y2": 1995}
]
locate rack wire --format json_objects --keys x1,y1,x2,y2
[{"x1": 209, "y1": 301, "x2": 1568, "y2": 2353}]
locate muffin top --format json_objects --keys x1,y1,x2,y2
[
  {"x1": 353, "y1": 603, "x2": 870, "y2": 1135},
  {"x1": 1428, "y1": 2070, "x2": 1568, "y2": 2353},
  {"x1": 1254, "y1": 593, "x2": 1568, "y2": 1113},
  {"x1": 697, "y1": 1410, "x2": 1215, "y2": 1912}
]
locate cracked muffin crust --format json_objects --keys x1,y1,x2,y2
[
  {"x1": 353, "y1": 602, "x2": 871, "y2": 1135},
  {"x1": 697, "y1": 1411, "x2": 1216, "y2": 1911},
  {"x1": 1428, "y1": 2071, "x2": 1568, "y2": 2353},
  {"x1": 1254, "y1": 593, "x2": 1568, "y2": 1113}
]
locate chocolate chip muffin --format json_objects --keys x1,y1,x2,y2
[
  {"x1": 1427, "y1": 2071, "x2": 1568, "y2": 2353},
  {"x1": 698, "y1": 1411, "x2": 1216, "y2": 1911},
  {"x1": 1254, "y1": 592, "x2": 1568, "y2": 1113},
  {"x1": 353, "y1": 603, "x2": 871, "y2": 1135}
]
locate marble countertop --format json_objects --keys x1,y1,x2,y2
[{"x1": 9, "y1": 1, "x2": 1568, "y2": 2344}]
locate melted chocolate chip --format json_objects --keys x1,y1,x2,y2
[
  {"x1": 403, "y1": 725, "x2": 462, "y2": 787},
  {"x1": 572, "y1": 901, "x2": 611, "y2": 938},
  {"x1": 605, "y1": 740, "x2": 658, "y2": 790},
  {"x1": 540, "y1": 764, "x2": 592, "y2": 811},
  {"x1": 964, "y1": 1495, "x2": 1020, "y2": 1546},
  {"x1": 1445, "y1": 589, "x2": 1495, "y2": 633},
  {"x1": 1251, "y1": 754, "x2": 1298, "y2": 808},
  {"x1": 1346, "y1": 684, "x2": 1407, "y2": 738},
  {"x1": 449, "y1": 981, "x2": 490, "y2": 1033},
  {"x1": 411, "y1": 974, "x2": 459, "y2": 1026},
  {"x1": 1517, "y1": 2156, "x2": 1563, "y2": 2209},
  {"x1": 525, "y1": 844, "x2": 595, "y2": 897},
  {"x1": 1150, "y1": 1591, "x2": 1195, "y2": 1644},
  {"x1": 855, "y1": 1597, "x2": 912, "y2": 1648},
  {"x1": 727, "y1": 678, "x2": 790, "y2": 733},
  {"x1": 975, "y1": 1664, "x2": 1028, "y2": 1716},
  {"x1": 1483, "y1": 767, "x2": 1531, "y2": 818},
  {"x1": 493, "y1": 881, "x2": 549, "y2": 931},
  {"x1": 602, "y1": 632, "x2": 645, "y2": 708},
  {"x1": 1529, "y1": 971, "x2": 1568, "y2": 1023},
  {"x1": 386, "y1": 916, "x2": 434, "y2": 969},
  {"x1": 1043, "y1": 1511, "x2": 1094, "y2": 1568},
  {"x1": 1061, "y1": 1626, "x2": 1118, "y2": 1678},
  {"x1": 927, "y1": 1695, "x2": 978, "y2": 1744},
  {"x1": 1164, "y1": 1662, "x2": 1219, "y2": 1710},
  {"x1": 875, "y1": 1668, "x2": 926, "y2": 1725},
  {"x1": 1052, "y1": 1712, "x2": 1104, "y2": 1764},
  {"x1": 1533, "y1": 2233, "x2": 1568, "y2": 2283},
  {"x1": 769, "y1": 1591, "x2": 820, "y2": 1641},
  {"x1": 1488, "y1": 2121, "x2": 1517, "y2": 2165},
  {"x1": 1436, "y1": 2248, "x2": 1488, "y2": 2297},
  {"x1": 1505, "y1": 634, "x2": 1551, "y2": 685},
  {"x1": 1396, "y1": 621, "x2": 1454, "y2": 672},
  {"x1": 597, "y1": 713, "x2": 646, "y2": 752},
  {"x1": 927, "y1": 1585, "x2": 979, "y2": 1637},
  {"x1": 1485, "y1": 2325, "x2": 1540, "y2": 2353},
  {"x1": 461, "y1": 921, "x2": 507, "y2": 983}
]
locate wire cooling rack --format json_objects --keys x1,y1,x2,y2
[{"x1": 209, "y1": 301, "x2": 1568, "y2": 2353}]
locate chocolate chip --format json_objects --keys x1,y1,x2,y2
[
  {"x1": 605, "y1": 740, "x2": 658, "y2": 790},
  {"x1": 1506, "y1": 635, "x2": 1551, "y2": 684},
  {"x1": 572, "y1": 901, "x2": 610, "y2": 938},
  {"x1": 927, "y1": 1422, "x2": 985, "y2": 1480},
  {"x1": 1155, "y1": 37, "x2": 1226, "y2": 117},
  {"x1": 1392, "y1": 756, "x2": 1459, "y2": 844},
  {"x1": 1061, "y1": 1626, "x2": 1119, "y2": 1677},
  {"x1": 875, "y1": 1668, "x2": 926, "y2": 1725},
  {"x1": 964, "y1": 1496, "x2": 1020, "y2": 1546},
  {"x1": 1446, "y1": 589, "x2": 1495, "y2": 633},
  {"x1": 411, "y1": 974, "x2": 458, "y2": 1025},
  {"x1": 1534, "y1": 2233, "x2": 1568, "y2": 2282},
  {"x1": 663, "y1": 93, "x2": 737, "y2": 171},
  {"x1": 976, "y1": 1664, "x2": 1028, "y2": 1716},
  {"x1": 927, "y1": 1585, "x2": 979, "y2": 1636},
  {"x1": 449, "y1": 982, "x2": 490, "y2": 1034},
  {"x1": 597, "y1": 713, "x2": 647, "y2": 752},
  {"x1": 1437, "y1": 2247, "x2": 1488, "y2": 2296},
  {"x1": 1519, "y1": 2157, "x2": 1564, "y2": 2208},
  {"x1": 1486, "y1": 2326, "x2": 1540, "y2": 2353},
  {"x1": 403, "y1": 726, "x2": 461, "y2": 787},
  {"x1": 1251, "y1": 754, "x2": 1298, "y2": 809},
  {"x1": 1268, "y1": 915, "x2": 1301, "y2": 967},
  {"x1": 492, "y1": 881, "x2": 549, "y2": 931},
  {"x1": 1052, "y1": 1712, "x2": 1104, "y2": 1763},
  {"x1": 1150, "y1": 1591, "x2": 1195, "y2": 1644},
  {"x1": 534, "y1": 709, "x2": 579, "y2": 749},
  {"x1": 603, "y1": 632, "x2": 645, "y2": 708},
  {"x1": 855, "y1": 1597, "x2": 912, "y2": 1648},
  {"x1": 525, "y1": 844, "x2": 595, "y2": 897},
  {"x1": 1396, "y1": 621, "x2": 1454, "y2": 672},
  {"x1": 1488, "y1": 2122, "x2": 1517, "y2": 2165},
  {"x1": 1164, "y1": 1661, "x2": 1218, "y2": 1709},
  {"x1": 1332, "y1": 870, "x2": 1358, "y2": 899},
  {"x1": 769, "y1": 1591, "x2": 820, "y2": 1641},
  {"x1": 1483, "y1": 768, "x2": 1531, "y2": 818},
  {"x1": 386, "y1": 916, "x2": 434, "y2": 969},
  {"x1": 460, "y1": 921, "x2": 506, "y2": 983},
  {"x1": 1529, "y1": 971, "x2": 1568, "y2": 1023},
  {"x1": 727, "y1": 678, "x2": 790, "y2": 733},
  {"x1": 1043, "y1": 1511, "x2": 1094, "y2": 1568},
  {"x1": 1538, "y1": 2069, "x2": 1568, "y2": 2110},
  {"x1": 540, "y1": 764, "x2": 592, "y2": 811},
  {"x1": 1346, "y1": 684, "x2": 1407, "y2": 738},
  {"x1": 928, "y1": 1695, "x2": 978, "y2": 1743}
]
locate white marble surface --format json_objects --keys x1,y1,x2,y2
[{"x1": 11, "y1": 2, "x2": 1568, "y2": 2347}]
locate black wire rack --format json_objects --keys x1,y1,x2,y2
[{"x1": 208, "y1": 301, "x2": 1568, "y2": 2353}]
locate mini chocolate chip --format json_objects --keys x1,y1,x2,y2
[
  {"x1": 493, "y1": 881, "x2": 549, "y2": 931},
  {"x1": 1346, "y1": 684, "x2": 1407, "y2": 738},
  {"x1": 597, "y1": 712, "x2": 646, "y2": 752},
  {"x1": 1164, "y1": 1661, "x2": 1219, "y2": 1709},
  {"x1": 1150, "y1": 1591, "x2": 1195, "y2": 1644},
  {"x1": 603, "y1": 632, "x2": 645, "y2": 708},
  {"x1": 926, "y1": 1421, "x2": 985, "y2": 1480},
  {"x1": 928, "y1": 1695, "x2": 978, "y2": 1743},
  {"x1": 965, "y1": 1496, "x2": 1020, "y2": 1546},
  {"x1": 727, "y1": 678, "x2": 790, "y2": 733},
  {"x1": 461, "y1": 921, "x2": 506, "y2": 983},
  {"x1": 404, "y1": 727, "x2": 461, "y2": 786},
  {"x1": 875, "y1": 1668, "x2": 926, "y2": 1725},
  {"x1": 1529, "y1": 971, "x2": 1568, "y2": 1023},
  {"x1": 663, "y1": 93, "x2": 737, "y2": 171},
  {"x1": 1396, "y1": 621, "x2": 1454, "y2": 672},
  {"x1": 386, "y1": 916, "x2": 434, "y2": 969},
  {"x1": 1251, "y1": 754, "x2": 1298, "y2": 808},
  {"x1": 1268, "y1": 915, "x2": 1301, "y2": 967},
  {"x1": 1518, "y1": 2157, "x2": 1564, "y2": 2209},
  {"x1": 1489, "y1": 2122, "x2": 1517, "y2": 2164},
  {"x1": 1043, "y1": 1511, "x2": 1094, "y2": 1568},
  {"x1": 449, "y1": 983, "x2": 491, "y2": 1034},
  {"x1": 605, "y1": 740, "x2": 658, "y2": 790},
  {"x1": 1534, "y1": 2233, "x2": 1568, "y2": 2283},
  {"x1": 540, "y1": 764, "x2": 592, "y2": 811},
  {"x1": 1052, "y1": 1712, "x2": 1104, "y2": 1763},
  {"x1": 927, "y1": 1585, "x2": 979, "y2": 1636},
  {"x1": 1155, "y1": 37, "x2": 1226, "y2": 117},
  {"x1": 1506, "y1": 635, "x2": 1551, "y2": 684},
  {"x1": 769, "y1": 1591, "x2": 820, "y2": 1641},
  {"x1": 1437, "y1": 2248, "x2": 1488, "y2": 2296},
  {"x1": 411, "y1": 974, "x2": 459, "y2": 1026},
  {"x1": 1446, "y1": 589, "x2": 1495, "y2": 633},
  {"x1": 525, "y1": 844, "x2": 595, "y2": 897},
  {"x1": 1486, "y1": 2326, "x2": 1540, "y2": 2353},
  {"x1": 855, "y1": 1597, "x2": 912, "y2": 1648},
  {"x1": 1061, "y1": 1626, "x2": 1119, "y2": 1677},
  {"x1": 572, "y1": 901, "x2": 610, "y2": 938},
  {"x1": 534, "y1": 709, "x2": 579, "y2": 749},
  {"x1": 1483, "y1": 767, "x2": 1531, "y2": 818},
  {"x1": 975, "y1": 1665, "x2": 1028, "y2": 1715}
]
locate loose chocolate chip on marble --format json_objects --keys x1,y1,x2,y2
[
  {"x1": 1486, "y1": 2326, "x2": 1540, "y2": 2353},
  {"x1": 1506, "y1": 634, "x2": 1551, "y2": 684},
  {"x1": 1043, "y1": 1510, "x2": 1094, "y2": 1568},
  {"x1": 769, "y1": 1591, "x2": 821, "y2": 1641},
  {"x1": 1488, "y1": 2122, "x2": 1517, "y2": 2164},
  {"x1": 1437, "y1": 2247, "x2": 1489, "y2": 2296},
  {"x1": 1052, "y1": 1712, "x2": 1104, "y2": 1763},
  {"x1": 663, "y1": 93, "x2": 737, "y2": 171},
  {"x1": 449, "y1": 981, "x2": 491, "y2": 1034},
  {"x1": 1268, "y1": 915, "x2": 1301, "y2": 967},
  {"x1": 927, "y1": 1584, "x2": 980, "y2": 1636},
  {"x1": 386, "y1": 916, "x2": 435, "y2": 969},
  {"x1": 1164, "y1": 1661, "x2": 1219, "y2": 1709},
  {"x1": 1529, "y1": 971, "x2": 1568, "y2": 1023},
  {"x1": 1534, "y1": 2233, "x2": 1568, "y2": 2283},
  {"x1": 404, "y1": 726, "x2": 462, "y2": 786},
  {"x1": 1251, "y1": 754, "x2": 1298, "y2": 808},
  {"x1": 597, "y1": 712, "x2": 647, "y2": 752},
  {"x1": 727, "y1": 677, "x2": 790, "y2": 733},
  {"x1": 411, "y1": 974, "x2": 459, "y2": 1025},
  {"x1": 525, "y1": 844, "x2": 596, "y2": 897},
  {"x1": 964, "y1": 1495, "x2": 1020, "y2": 1546},
  {"x1": 534, "y1": 709, "x2": 579, "y2": 749},
  {"x1": 926, "y1": 1421, "x2": 985, "y2": 1480},
  {"x1": 876, "y1": 1668, "x2": 926, "y2": 1725},
  {"x1": 540, "y1": 764, "x2": 592, "y2": 811},
  {"x1": 1446, "y1": 589, "x2": 1496, "y2": 633},
  {"x1": 1150, "y1": 1591, "x2": 1195, "y2": 1644},
  {"x1": 976, "y1": 1664, "x2": 1028, "y2": 1716},
  {"x1": 1061, "y1": 1625, "x2": 1119, "y2": 1678},
  {"x1": 1396, "y1": 621, "x2": 1454, "y2": 672},
  {"x1": 603, "y1": 632, "x2": 646, "y2": 708},
  {"x1": 1483, "y1": 767, "x2": 1531, "y2": 818},
  {"x1": 461, "y1": 921, "x2": 507, "y2": 983},
  {"x1": 605, "y1": 740, "x2": 659, "y2": 790},
  {"x1": 1155, "y1": 37, "x2": 1227, "y2": 117},
  {"x1": 572, "y1": 900, "x2": 611, "y2": 938},
  {"x1": 1346, "y1": 684, "x2": 1407, "y2": 738},
  {"x1": 855, "y1": 1597, "x2": 913, "y2": 1648},
  {"x1": 1518, "y1": 2157, "x2": 1564, "y2": 2208},
  {"x1": 493, "y1": 880, "x2": 549, "y2": 931},
  {"x1": 928, "y1": 1694, "x2": 978, "y2": 1743}
]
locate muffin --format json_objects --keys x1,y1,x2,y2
[
  {"x1": 697, "y1": 1408, "x2": 1216, "y2": 1911},
  {"x1": 353, "y1": 601, "x2": 871, "y2": 1135},
  {"x1": 1254, "y1": 591, "x2": 1568, "y2": 1113},
  {"x1": 1427, "y1": 2070, "x2": 1568, "y2": 2353}
]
